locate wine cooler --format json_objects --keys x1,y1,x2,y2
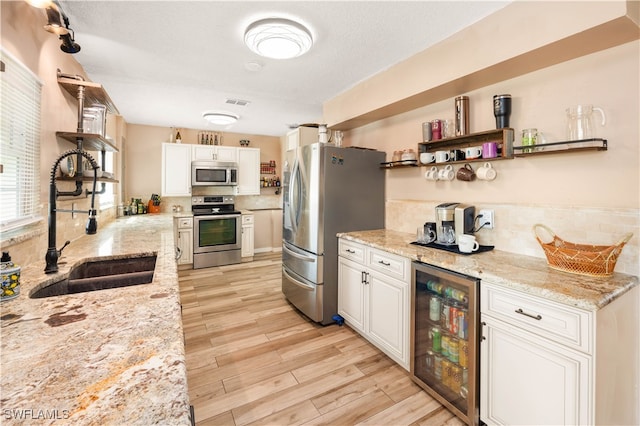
[{"x1": 411, "y1": 261, "x2": 480, "y2": 425}]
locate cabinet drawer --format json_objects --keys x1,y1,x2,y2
[
  {"x1": 367, "y1": 247, "x2": 409, "y2": 281},
  {"x1": 481, "y1": 282, "x2": 592, "y2": 353},
  {"x1": 177, "y1": 217, "x2": 193, "y2": 229},
  {"x1": 242, "y1": 214, "x2": 254, "y2": 225},
  {"x1": 338, "y1": 239, "x2": 366, "y2": 264}
]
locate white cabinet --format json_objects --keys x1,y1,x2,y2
[
  {"x1": 286, "y1": 127, "x2": 318, "y2": 151},
  {"x1": 480, "y1": 282, "x2": 639, "y2": 426},
  {"x1": 192, "y1": 145, "x2": 237, "y2": 162},
  {"x1": 236, "y1": 148, "x2": 260, "y2": 195},
  {"x1": 241, "y1": 213, "x2": 254, "y2": 260},
  {"x1": 162, "y1": 143, "x2": 192, "y2": 197},
  {"x1": 173, "y1": 216, "x2": 193, "y2": 265},
  {"x1": 338, "y1": 238, "x2": 410, "y2": 370}
]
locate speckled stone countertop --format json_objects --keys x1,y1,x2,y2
[
  {"x1": 338, "y1": 229, "x2": 638, "y2": 311},
  {"x1": 0, "y1": 214, "x2": 191, "y2": 425}
]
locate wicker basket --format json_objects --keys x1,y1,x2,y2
[{"x1": 533, "y1": 224, "x2": 633, "y2": 277}]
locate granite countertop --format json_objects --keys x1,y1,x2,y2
[
  {"x1": 0, "y1": 214, "x2": 191, "y2": 425},
  {"x1": 338, "y1": 229, "x2": 638, "y2": 311}
]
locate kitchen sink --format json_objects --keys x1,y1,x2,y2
[{"x1": 30, "y1": 255, "x2": 157, "y2": 299}]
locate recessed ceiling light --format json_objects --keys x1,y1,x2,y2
[
  {"x1": 244, "y1": 18, "x2": 313, "y2": 59},
  {"x1": 203, "y1": 112, "x2": 239, "y2": 125}
]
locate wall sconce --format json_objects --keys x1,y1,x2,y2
[{"x1": 26, "y1": 0, "x2": 81, "y2": 54}]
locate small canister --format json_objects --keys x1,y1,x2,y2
[
  {"x1": 431, "y1": 119, "x2": 443, "y2": 140},
  {"x1": 455, "y1": 96, "x2": 470, "y2": 136},
  {"x1": 429, "y1": 296, "x2": 441, "y2": 322},
  {"x1": 430, "y1": 327, "x2": 442, "y2": 353},
  {"x1": 441, "y1": 359, "x2": 453, "y2": 387},
  {"x1": 441, "y1": 334, "x2": 450, "y2": 359},
  {"x1": 434, "y1": 355, "x2": 443, "y2": 380},
  {"x1": 422, "y1": 122, "x2": 432, "y2": 142},
  {"x1": 441, "y1": 301, "x2": 451, "y2": 330},
  {"x1": 448, "y1": 336, "x2": 459, "y2": 363},
  {"x1": 458, "y1": 309, "x2": 468, "y2": 340},
  {"x1": 449, "y1": 305, "x2": 460, "y2": 335},
  {"x1": 459, "y1": 339, "x2": 469, "y2": 368},
  {"x1": 1, "y1": 252, "x2": 20, "y2": 302}
]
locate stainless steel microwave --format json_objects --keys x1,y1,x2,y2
[{"x1": 191, "y1": 160, "x2": 238, "y2": 186}]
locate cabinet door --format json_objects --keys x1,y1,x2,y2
[
  {"x1": 367, "y1": 272, "x2": 409, "y2": 370},
  {"x1": 177, "y1": 228, "x2": 193, "y2": 265},
  {"x1": 162, "y1": 143, "x2": 191, "y2": 196},
  {"x1": 237, "y1": 148, "x2": 260, "y2": 195},
  {"x1": 241, "y1": 224, "x2": 254, "y2": 257},
  {"x1": 337, "y1": 257, "x2": 366, "y2": 333},
  {"x1": 216, "y1": 146, "x2": 238, "y2": 162},
  {"x1": 480, "y1": 316, "x2": 591, "y2": 426},
  {"x1": 192, "y1": 145, "x2": 216, "y2": 160}
]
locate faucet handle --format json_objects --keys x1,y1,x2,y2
[{"x1": 59, "y1": 240, "x2": 71, "y2": 255}]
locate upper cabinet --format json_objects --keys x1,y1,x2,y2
[
  {"x1": 192, "y1": 145, "x2": 237, "y2": 162},
  {"x1": 237, "y1": 148, "x2": 260, "y2": 195},
  {"x1": 286, "y1": 127, "x2": 318, "y2": 151},
  {"x1": 162, "y1": 143, "x2": 192, "y2": 197}
]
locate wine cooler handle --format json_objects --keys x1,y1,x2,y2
[{"x1": 515, "y1": 308, "x2": 542, "y2": 321}]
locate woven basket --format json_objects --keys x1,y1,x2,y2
[{"x1": 533, "y1": 224, "x2": 633, "y2": 277}]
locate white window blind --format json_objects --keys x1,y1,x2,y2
[
  {"x1": 0, "y1": 48, "x2": 43, "y2": 232},
  {"x1": 99, "y1": 151, "x2": 114, "y2": 209}
]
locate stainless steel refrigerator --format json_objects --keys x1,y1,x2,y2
[{"x1": 282, "y1": 143, "x2": 385, "y2": 325}]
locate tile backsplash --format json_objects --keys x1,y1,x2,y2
[{"x1": 386, "y1": 199, "x2": 639, "y2": 276}]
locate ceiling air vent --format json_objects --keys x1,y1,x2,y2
[{"x1": 225, "y1": 98, "x2": 250, "y2": 107}]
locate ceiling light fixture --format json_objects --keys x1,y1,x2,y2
[
  {"x1": 244, "y1": 18, "x2": 313, "y2": 59},
  {"x1": 203, "y1": 112, "x2": 239, "y2": 125}
]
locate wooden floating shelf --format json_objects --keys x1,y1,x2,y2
[
  {"x1": 380, "y1": 160, "x2": 419, "y2": 169},
  {"x1": 56, "y1": 132, "x2": 119, "y2": 152},
  {"x1": 513, "y1": 138, "x2": 607, "y2": 157},
  {"x1": 57, "y1": 77, "x2": 119, "y2": 114}
]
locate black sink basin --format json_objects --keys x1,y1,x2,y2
[{"x1": 30, "y1": 255, "x2": 157, "y2": 299}]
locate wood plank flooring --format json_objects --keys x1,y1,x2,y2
[{"x1": 179, "y1": 253, "x2": 463, "y2": 426}]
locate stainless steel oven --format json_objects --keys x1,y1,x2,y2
[{"x1": 192, "y1": 195, "x2": 241, "y2": 269}]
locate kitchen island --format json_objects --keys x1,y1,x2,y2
[{"x1": 0, "y1": 214, "x2": 191, "y2": 425}]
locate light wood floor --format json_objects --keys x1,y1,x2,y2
[{"x1": 179, "y1": 252, "x2": 463, "y2": 426}]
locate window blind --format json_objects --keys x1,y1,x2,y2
[{"x1": 0, "y1": 48, "x2": 43, "y2": 232}]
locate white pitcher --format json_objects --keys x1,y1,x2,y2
[
  {"x1": 318, "y1": 124, "x2": 331, "y2": 143},
  {"x1": 566, "y1": 105, "x2": 606, "y2": 141}
]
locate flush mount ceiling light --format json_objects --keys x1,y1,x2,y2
[
  {"x1": 203, "y1": 112, "x2": 239, "y2": 125},
  {"x1": 244, "y1": 18, "x2": 313, "y2": 59}
]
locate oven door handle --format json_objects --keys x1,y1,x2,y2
[
  {"x1": 195, "y1": 213, "x2": 241, "y2": 220},
  {"x1": 283, "y1": 243, "x2": 315, "y2": 262},
  {"x1": 282, "y1": 267, "x2": 315, "y2": 291}
]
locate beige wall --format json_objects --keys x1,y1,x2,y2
[
  {"x1": 325, "y1": 7, "x2": 639, "y2": 276},
  {"x1": 125, "y1": 124, "x2": 282, "y2": 211},
  {"x1": 1, "y1": 2, "x2": 119, "y2": 266}
]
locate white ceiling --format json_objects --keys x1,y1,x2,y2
[{"x1": 59, "y1": 1, "x2": 510, "y2": 137}]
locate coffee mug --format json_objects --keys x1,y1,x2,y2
[
  {"x1": 477, "y1": 162, "x2": 497, "y2": 180},
  {"x1": 417, "y1": 226, "x2": 436, "y2": 244},
  {"x1": 458, "y1": 234, "x2": 480, "y2": 253},
  {"x1": 482, "y1": 142, "x2": 498, "y2": 159},
  {"x1": 425, "y1": 166, "x2": 439, "y2": 181},
  {"x1": 437, "y1": 165, "x2": 455, "y2": 181},
  {"x1": 435, "y1": 150, "x2": 450, "y2": 163},
  {"x1": 465, "y1": 146, "x2": 483, "y2": 160},
  {"x1": 450, "y1": 149, "x2": 465, "y2": 161},
  {"x1": 456, "y1": 164, "x2": 476, "y2": 181},
  {"x1": 420, "y1": 152, "x2": 435, "y2": 164}
]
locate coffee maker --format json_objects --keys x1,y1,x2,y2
[{"x1": 435, "y1": 202, "x2": 476, "y2": 245}]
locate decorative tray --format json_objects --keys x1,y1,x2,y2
[{"x1": 411, "y1": 241, "x2": 494, "y2": 255}]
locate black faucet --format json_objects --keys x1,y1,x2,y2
[{"x1": 45, "y1": 149, "x2": 99, "y2": 274}]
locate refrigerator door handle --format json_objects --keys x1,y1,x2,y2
[
  {"x1": 283, "y1": 243, "x2": 315, "y2": 262},
  {"x1": 283, "y1": 267, "x2": 315, "y2": 291},
  {"x1": 288, "y1": 153, "x2": 300, "y2": 234}
]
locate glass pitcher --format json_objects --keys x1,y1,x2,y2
[{"x1": 566, "y1": 105, "x2": 606, "y2": 141}]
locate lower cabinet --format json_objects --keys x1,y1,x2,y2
[
  {"x1": 480, "y1": 282, "x2": 639, "y2": 426},
  {"x1": 173, "y1": 216, "x2": 193, "y2": 265},
  {"x1": 338, "y1": 239, "x2": 410, "y2": 370},
  {"x1": 241, "y1": 213, "x2": 255, "y2": 260}
]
